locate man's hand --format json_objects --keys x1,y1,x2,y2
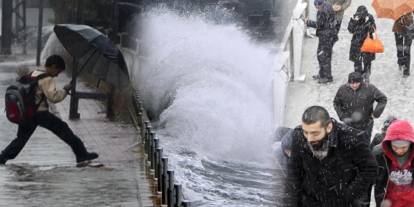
[
  {"x1": 333, "y1": 4, "x2": 342, "y2": 12},
  {"x1": 63, "y1": 83, "x2": 72, "y2": 93}
]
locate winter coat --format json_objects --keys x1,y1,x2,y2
[
  {"x1": 374, "y1": 120, "x2": 414, "y2": 207},
  {"x1": 286, "y1": 119, "x2": 378, "y2": 207},
  {"x1": 326, "y1": 0, "x2": 351, "y2": 21},
  {"x1": 333, "y1": 83, "x2": 387, "y2": 130},
  {"x1": 306, "y1": 3, "x2": 338, "y2": 40},
  {"x1": 393, "y1": 12, "x2": 414, "y2": 34},
  {"x1": 348, "y1": 14, "x2": 376, "y2": 62},
  {"x1": 273, "y1": 128, "x2": 293, "y2": 169}
]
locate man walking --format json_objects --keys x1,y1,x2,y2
[
  {"x1": 333, "y1": 72, "x2": 387, "y2": 144},
  {"x1": 373, "y1": 120, "x2": 414, "y2": 207},
  {"x1": 286, "y1": 105, "x2": 377, "y2": 206},
  {"x1": 393, "y1": 12, "x2": 414, "y2": 77},
  {"x1": 0, "y1": 55, "x2": 99, "y2": 166},
  {"x1": 305, "y1": 0, "x2": 338, "y2": 83},
  {"x1": 326, "y1": 0, "x2": 351, "y2": 33}
]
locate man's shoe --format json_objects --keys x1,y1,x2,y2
[
  {"x1": 77, "y1": 152, "x2": 99, "y2": 163},
  {"x1": 0, "y1": 157, "x2": 6, "y2": 165}
]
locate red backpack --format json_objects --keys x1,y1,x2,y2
[{"x1": 5, "y1": 72, "x2": 49, "y2": 124}]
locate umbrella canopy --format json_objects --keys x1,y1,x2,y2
[
  {"x1": 53, "y1": 24, "x2": 129, "y2": 88},
  {"x1": 372, "y1": 0, "x2": 414, "y2": 20}
]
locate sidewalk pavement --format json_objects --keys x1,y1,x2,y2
[{"x1": 0, "y1": 60, "x2": 154, "y2": 207}]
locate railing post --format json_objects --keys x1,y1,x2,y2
[
  {"x1": 162, "y1": 158, "x2": 169, "y2": 204},
  {"x1": 167, "y1": 170, "x2": 175, "y2": 207},
  {"x1": 156, "y1": 148, "x2": 163, "y2": 192},
  {"x1": 174, "y1": 184, "x2": 182, "y2": 207},
  {"x1": 182, "y1": 201, "x2": 191, "y2": 207},
  {"x1": 149, "y1": 132, "x2": 156, "y2": 169},
  {"x1": 152, "y1": 138, "x2": 159, "y2": 170}
]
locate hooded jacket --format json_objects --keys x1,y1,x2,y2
[
  {"x1": 31, "y1": 70, "x2": 68, "y2": 112},
  {"x1": 374, "y1": 120, "x2": 414, "y2": 207}
]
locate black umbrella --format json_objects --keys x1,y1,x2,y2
[{"x1": 53, "y1": 24, "x2": 129, "y2": 88}]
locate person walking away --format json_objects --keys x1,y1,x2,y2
[
  {"x1": 348, "y1": 6, "x2": 376, "y2": 82},
  {"x1": 304, "y1": 0, "x2": 338, "y2": 84},
  {"x1": 286, "y1": 105, "x2": 377, "y2": 207},
  {"x1": 326, "y1": 0, "x2": 351, "y2": 33},
  {"x1": 0, "y1": 55, "x2": 99, "y2": 166},
  {"x1": 333, "y1": 72, "x2": 387, "y2": 145},
  {"x1": 393, "y1": 12, "x2": 414, "y2": 77},
  {"x1": 373, "y1": 120, "x2": 414, "y2": 207}
]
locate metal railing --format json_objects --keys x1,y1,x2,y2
[
  {"x1": 277, "y1": 0, "x2": 308, "y2": 81},
  {"x1": 130, "y1": 92, "x2": 191, "y2": 207}
]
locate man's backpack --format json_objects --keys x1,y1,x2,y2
[{"x1": 5, "y1": 72, "x2": 49, "y2": 124}]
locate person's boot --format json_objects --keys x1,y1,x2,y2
[
  {"x1": 403, "y1": 65, "x2": 410, "y2": 77},
  {"x1": 76, "y1": 152, "x2": 99, "y2": 167},
  {"x1": 318, "y1": 77, "x2": 332, "y2": 84}
]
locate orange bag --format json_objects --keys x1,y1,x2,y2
[{"x1": 360, "y1": 33, "x2": 384, "y2": 53}]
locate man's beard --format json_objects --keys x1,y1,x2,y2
[{"x1": 309, "y1": 133, "x2": 328, "y2": 150}]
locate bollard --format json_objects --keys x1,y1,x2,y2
[
  {"x1": 156, "y1": 148, "x2": 163, "y2": 192},
  {"x1": 182, "y1": 201, "x2": 191, "y2": 207},
  {"x1": 167, "y1": 170, "x2": 175, "y2": 207},
  {"x1": 174, "y1": 184, "x2": 182, "y2": 207},
  {"x1": 162, "y1": 158, "x2": 169, "y2": 204}
]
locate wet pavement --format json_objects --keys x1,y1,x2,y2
[{"x1": 0, "y1": 61, "x2": 153, "y2": 206}]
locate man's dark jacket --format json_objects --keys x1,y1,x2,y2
[
  {"x1": 306, "y1": 3, "x2": 338, "y2": 40},
  {"x1": 333, "y1": 83, "x2": 387, "y2": 130},
  {"x1": 286, "y1": 119, "x2": 378, "y2": 207}
]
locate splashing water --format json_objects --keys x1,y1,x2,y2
[{"x1": 134, "y1": 8, "x2": 286, "y2": 206}]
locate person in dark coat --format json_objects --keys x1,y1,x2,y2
[
  {"x1": 347, "y1": 6, "x2": 376, "y2": 82},
  {"x1": 373, "y1": 120, "x2": 414, "y2": 207},
  {"x1": 272, "y1": 127, "x2": 293, "y2": 170},
  {"x1": 286, "y1": 105, "x2": 377, "y2": 207},
  {"x1": 333, "y1": 72, "x2": 387, "y2": 145},
  {"x1": 304, "y1": 0, "x2": 338, "y2": 84},
  {"x1": 370, "y1": 116, "x2": 397, "y2": 150},
  {"x1": 393, "y1": 12, "x2": 414, "y2": 77}
]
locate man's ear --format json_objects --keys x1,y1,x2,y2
[{"x1": 326, "y1": 122, "x2": 333, "y2": 134}]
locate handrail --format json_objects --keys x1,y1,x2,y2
[
  {"x1": 277, "y1": 0, "x2": 308, "y2": 81},
  {"x1": 120, "y1": 41, "x2": 192, "y2": 206},
  {"x1": 273, "y1": 0, "x2": 308, "y2": 128},
  {"x1": 130, "y1": 91, "x2": 192, "y2": 207}
]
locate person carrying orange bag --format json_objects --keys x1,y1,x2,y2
[{"x1": 347, "y1": 6, "x2": 376, "y2": 82}]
